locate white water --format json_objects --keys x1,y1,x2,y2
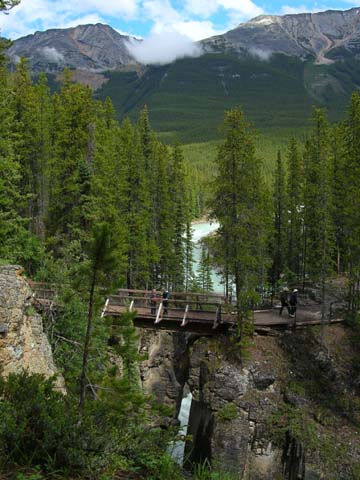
[
  {"x1": 191, "y1": 221, "x2": 223, "y2": 294},
  {"x1": 170, "y1": 392, "x2": 193, "y2": 465}
]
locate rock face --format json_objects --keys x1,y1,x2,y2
[
  {"x1": 7, "y1": 23, "x2": 139, "y2": 73},
  {"x1": 185, "y1": 336, "x2": 284, "y2": 479},
  {"x1": 203, "y1": 7, "x2": 360, "y2": 64},
  {"x1": 140, "y1": 326, "x2": 360, "y2": 479},
  {"x1": 0, "y1": 265, "x2": 64, "y2": 391}
]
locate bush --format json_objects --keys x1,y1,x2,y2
[{"x1": 0, "y1": 372, "x2": 183, "y2": 479}]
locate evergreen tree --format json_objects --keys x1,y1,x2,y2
[
  {"x1": 33, "y1": 73, "x2": 52, "y2": 239},
  {"x1": 342, "y1": 93, "x2": 360, "y2": 313},
  {"x1": 286, "y1": 138, "x2": 303, "y2": 279},
  {"x1": 210, "y1": 108, "x2": 268, "y2": 338},
  {"x1": 0, "y1": 50, "x2": 40, "y2": 270},
  {"x1": 184, "y1": 221, "x2": 194, "y2": 291},
  {"x1": 270, "y1": 150, "x2": 288, "y2": 294},
  {"x1": 303, "y1": 109, "x2": 334, "y2": 315},
  {"x1": 117, "y1": 118, "x2": 150, "y2": 288},
  {"x1": 78, "y1": 222, "x2": 123, "y2": 411},
  {"x1": 168, "y1": 143, "x2": 189, "y2": 290},
  {"x1": 196, "y1": 244, "x2": 213, "y2": 292},
  {"x1": 0, "y1": 0, "x2": 19, "y2": 11},
  {"x1": 11, "y1": 58, "x2": 38, "y2": 227},
  {"x1": 330, "y1": 125, "x2": 346, "y2": 274},
  {"x1": 46, "y1": 73, "x2": 95, "y2": 251}
]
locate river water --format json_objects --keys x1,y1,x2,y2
[{"x1": 191, "y1": 220, "x2": 223, "y2": 294}]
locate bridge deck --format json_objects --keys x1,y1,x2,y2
[{"x1": 29, "y1": 284, "x2": 343, "y2": 335}]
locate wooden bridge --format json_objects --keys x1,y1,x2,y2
[{"x1": 29, "y1": 283, "x2": 344, "y2": 335}]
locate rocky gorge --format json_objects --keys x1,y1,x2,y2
[{"x1": 139, "y1": 323, "x2": 360, "y2": 479}]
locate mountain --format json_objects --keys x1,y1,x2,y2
[
  {"x1": 7, "y1": 23, "x2": 139, "y2": 73},
  {"x1": 6, "y1": 8, "x2": 360, "y2": 142},
  {"x1": 203, "y1": 7, "x2": 360, "y2": 65}
]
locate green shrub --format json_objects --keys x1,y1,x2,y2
[{"x1": 217, "y1": 403, "x2": 238, "y2": 422}]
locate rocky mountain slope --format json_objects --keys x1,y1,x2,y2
[
  {"x1": 7, "y1": 23, "x2": 139, "y2": 73},
  {"x1": 204, "y1": 7, "x2": 360, "y2": 64}
]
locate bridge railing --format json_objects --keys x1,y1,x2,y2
[{"x1": 107, "y1": 295, "x2": 223, "y2": 313}]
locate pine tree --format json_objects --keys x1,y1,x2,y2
[
  {"x1": 270, "y1": 150, "x2": 288, "y2": 294},
  {"x1": 0, "y1": 49, "x2": 40, "y2": 270},
  {"x1": 330, "y1": 125, "x2": 346, "y2": 274},
  {"x1": 342, "y1": 93, "x2": 360, "y2": 313},
  {"x1": 78, "y1": 222, "x2": 123, "y2": 411},
  {"x1": 0, "y1": 0, "x2": 20, "y2": 11},
  {"x1": 32, "y1": 73, "x2": 52, "y2": 239},
  {"x1": 184, "y1": 221, "x2": 194, "y2": 291},
  {"x1": 210, "y1": 108, "x2": 268, "y2": 338},
  {"x1": 46, "y1": 74, "x2": 95, "y2": 250},
  {"x1": 168, "y1": 143, "x2": 189, "y2": 290},
  {"x1": 117, "y1": 118, "x2": 150, "y2": 288},
  {"x1": 197, "y1": 244, "x2": 213, "y2": 292},
  {"x1": 303, "y1": 109, "x2": 334, "y2": 315},
  {"x1": 286, "y1": 138, "x2": 303, "y2": 279}
]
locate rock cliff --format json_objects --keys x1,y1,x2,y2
[{"x1": 0, "y1": 265, "x2": 64, "y2": 391}]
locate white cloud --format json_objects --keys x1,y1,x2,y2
[
  {"x1": 152, "y1": 19, "x2": 221, "y2": 41},
  {"x1": 174, "y1": 20, "x2": 222, "y2": 40},
  {"x1": 143, "y1": 0, "x2": 181, "y2": 25},
  {"x1": 127, "y1": 31, "x2": 203, "y2": 65},
  {"x1": 63, "y1": 13, "x2": 106, "y2": 29},
  {"x1": 40, "y1": 46, "x2": 64, "y2": 63},
  {"x1": 280, "y1": 5, "x2": 311, "y2": 14},
  {"x1": 219, "y1": 0, "x2": 263, "y2": 17},
  {"x1": 183, "y1": 0, "x2": 219, "y2": 18},
  {"x1": 248, "y1": 47, "x2": 272, "y2": 61},
  {"x1": 79, "y1": 0, "x2": 139, "y2": 18},
  {"x1": 0, "y1": 0, "x2": 140, "y2": 39}
]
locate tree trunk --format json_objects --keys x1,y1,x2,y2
[{"x1": 79, "y1": 269, "x2": 97, "y2": 412}]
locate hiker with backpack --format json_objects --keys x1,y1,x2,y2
[
  {"x1": 289, "y1": 289, "x2": 298, "y2": 318},
  {"x1": 279, "y1": 287, "x2": 290, "y2": 316}
]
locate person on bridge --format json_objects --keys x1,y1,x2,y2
[
  {"x1": 150, "y1": 289, "x2": 158, "y2": 315},
  {"x1": 279, "y1": 287, "x2": 290, "y2": 316},
  {"x1": 289, "y1": 289, "x2": 298, "y2": 318},
  {"x1": 162, "y1": 289, "x2": 170, "y2": 315}
]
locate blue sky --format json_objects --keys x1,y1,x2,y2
[{"x1": 1, "y1": 0, "x2": 359, "y2": 41}]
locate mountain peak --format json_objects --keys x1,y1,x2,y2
[
  {"x1": 7, "y1": 23, "x2": 139, "y2": 73},
  {"x1": 247, "y1": 15, "x2": 279, "y2": 26},
  {"x1": 204, "y1": 6, "x2": 360, "y2": 64}
]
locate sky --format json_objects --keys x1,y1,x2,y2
[{"x1": 1, "y1": 0, "x2": 359, "y2": 42}]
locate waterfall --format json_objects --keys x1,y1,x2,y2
[{"x1": 170, "y1": 392, "x2": 193, "y2": 465}]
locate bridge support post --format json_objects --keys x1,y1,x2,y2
[
  {"x1": 154, "y1": 302, "x2": 163, "y2": 324},
  {"x1": 101, "y1": 298, "x2": 109, "y2": 318},
  {"x1": 181, "y1": 304, "x2": 189, "y2": 327}
]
